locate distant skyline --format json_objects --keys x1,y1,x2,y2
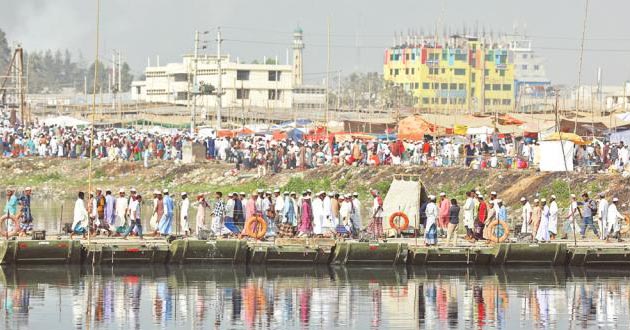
[{"x1": 2, "y1": 0, "x2": 630, "y2": 85}]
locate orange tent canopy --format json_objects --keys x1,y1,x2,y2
[
  {"x1": 497, "y1": 114, "x2": 524, "y2": 126},
  {"x1": 397, "y1": 115, "x2": 444, "y2": 140}
]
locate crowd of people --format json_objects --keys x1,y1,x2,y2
[
  {"x1": 64, "y1": 187, "x2": 371, "y2": 240},
  {"x1": 2, "y1": 121, "x2": 629, "y2": 174},
  {"x1": 419, "y1": 190, "x2": 628, "y2": 246},
  {"x1": 3, "y1": 183, "x2": 627, "y2": 246}
]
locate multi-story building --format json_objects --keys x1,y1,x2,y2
[
  {"x1": 132, "y1": 54, "x2": 294, "y2": 109},
  {"x1": 506, "y1": 36, "x2": 551, "y2": 98},
  {"x1": 131, "y1": 27, "x2": 327, "y2": 116},
  {"x1": 384, "y1": 35, "x2": 523, "y2": 113}
]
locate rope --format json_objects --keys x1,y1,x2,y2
[
  {"x1": 574, "y1": 0, "x2": 589, "y2": 133},
  {"x1": 86, "y1": 0, "x2": 101, "y2": 248}
]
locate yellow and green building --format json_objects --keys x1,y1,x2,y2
[{"x1": 383, "y1": 38, "x2": 515, "y2": 113}]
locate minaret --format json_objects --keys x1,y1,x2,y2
[{"x1": 292, "y1": 26, "x2": 304, "y2": 86}]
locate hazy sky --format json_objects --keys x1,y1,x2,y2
[{"x1": 3, "y1": 0, "x2": 630, "y2": 85}]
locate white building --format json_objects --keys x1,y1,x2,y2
[
  {"x1": 132, "y1": 54, "x2": 293, "y2": 109},
  {"x1": 131, "y1": 27, "x2": 327, "y2": 119}
]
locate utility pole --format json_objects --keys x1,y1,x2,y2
[
  {"x1": 190, "y1": 30, "x2": 199, "y2": 134},
  {"x1": 326, "y1": 17, "x2": 330, "y2": 125},
  {"x1": 111, "y1": 52, "x2": 116, "y2": 112},
  {"x1": 216, "y1": 27, "x2": 223, "y2": 129},
  {"x1": 118, "y1": 51, "x2": 122, "y2": 119}
]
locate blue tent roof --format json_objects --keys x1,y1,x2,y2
[{"x1": 287, "y1": 128, "x2": 304, "y2": 141}]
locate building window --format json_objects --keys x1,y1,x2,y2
[
  {"x1": 405, "y1": 54, "x2": 409, "y2": 60},
  {"x1": 502, "y1": 99, "x2": 511, "y2": 105},
  {"x1": 176, "y1": 91, "x2": 188, "y2": 100},
  {"x1": 394, "y1": 69, "x2": 399, "y2": 76},
  {"x1": 450, "y1": 83, "x2": 457, "y2": 90},
  {"x1": 414, "y1": 82, "x2": 419, "y2": 89},
  {"x1": 484, "y1": 84, "x2": 491, "y2": 91},
  {"x1": 411, "y1": 68, "x2": 415, "y2": 74},
  {"x1": 458, "y1": 83, "x2": 465, "y2": 90},
  {"x1": 432, "y1": 83, "x2": 439, "y2": 89},
  {"x1": 237, "y1": 70, "x2": 250, "y2": 81},
  {"x1": 502, "y1": 84, "x2": 512, "y2": 91},
  {"x1": 454, "y1": 68, "x2": 466, "y2": 76},
  {"x1": 484, "y1": 69, "x2": 489, "y2": 77},
  {"x1": 492, "y1": 84, "x2": 501, "y2": 91},
  {"x1": 441, "y1": 68, "x2": 446, "y2": 74},
  {"x1": 390, "y1": 54, "x2": 394, "y2": 61},
  {"x1": 534, "y1": 65, "x2": 540, "y2": 71},
  {"x1": 485, "y1": 99, "x2": 491, "y2": 105},
  {"x1": 411, "y1": 53, "x2": 416, "y2": 60},
  {"x1": 455, "y1": 53, "x2": 467, "y2": 61},
  {"x1": 173, "y1": 73, "x2": 188, "y2": 82},
  {"x1": 521, "y1": 65, "x2": 528, "y2": 70},
  {"x1": 441, "y1": 98, "x2": 448, "y2": 104},
  {"x1": 499, "y1": 69, "x2": 506, "y2": 77},
  {"x1": 268, "y1": 89, "x2": 281, "y2": 100},
  {"x1": 472, "y1": 73, "x2": 476, "y2": 82},
  {"x1": 422, "y1": 82, "x2": 430, "y2": 89},
  {"x1": 493, "y1": 99, "x2": 501, "y2": 105},
  {"x1": 268, "y1": 71, "x2": 281, "y2": 81},
  {"x1": 522, "y1": 54, "x2": 528, "y2": 59},
  {"x1": 405, "y1": 68, "x2": 409, "y2": 75},
  {"x1": 390, "y1": 69, "x2": 393, "y2": 75},
  {"x1": 440, "y1": 83, "x2": 448, "y2": 90},
  {"x1": 237, "y1": 89, "x2": 249, "y2": 100},
  {"x1": 422, "y1": 97, "x2": 429, "y2": 104}
]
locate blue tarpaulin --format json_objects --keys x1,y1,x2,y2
[{"x1": 287, "y1": 128, "x2": 305, "y2": 141}]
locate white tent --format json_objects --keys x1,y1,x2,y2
[
  {"x1": 41, "y1": 116, "x2": 90, "y2": 127},
  {"x1": 539, "y1": 140, "x2": 574, "y2": 172}
]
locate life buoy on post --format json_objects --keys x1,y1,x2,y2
[
  {"x1": 0, "y1": 215, "x2": 19, "y2": 237},
  {"x1": 388, "y1": 211, "x2": 410, "y2": 231},
  {"x1": 487, "y1": 220, "x2": 510, "y2": 243},
  {"x1": 244, "y1": 215, "x2": 267, "y2": 239}
]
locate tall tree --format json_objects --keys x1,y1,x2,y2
[{"x1": 0, "y1": 29, "x2": 10, "y2": 72}]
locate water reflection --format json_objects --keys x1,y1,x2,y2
[{"x1": 1, "y1": 266, "x2": 630, "y2": 329}]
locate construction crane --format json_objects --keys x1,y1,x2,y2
[{"x1": 0, "y1": 45, "x2": 28, "y2": 125}]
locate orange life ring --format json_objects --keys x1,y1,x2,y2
[
  {"x1": 244, "y1": 215, "x2": 267, "y2": 239},
  {"x1": 487, "y1": 220, "x2": 510, "y2": 243},
  {"x1": 0, "y1": 214, "x2": 19, "y2": 237},
  {"x1": 388, "y1": 211, "x2": 410, "y2": 231}
]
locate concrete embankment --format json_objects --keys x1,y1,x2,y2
[{"x1": 2, "y1": 238, "x2": 630, "y2": 267}]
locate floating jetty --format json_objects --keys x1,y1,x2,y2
[{"x1": 1, "y1": 237, "x2": 630, "y2": 266}]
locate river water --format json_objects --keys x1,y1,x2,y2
[{"x1": 1, "y1": 265, "x2": 629, "y2": 329}]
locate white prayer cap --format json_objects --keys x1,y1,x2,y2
[
  {"x1": 491, "y1": 191, "x2": 497, "y2": 195},
  {"x1": 273, "y1": 188, "x2": 280, "y2": 193},
  {"x1": 25, "y1": 187, "x2": 31, "y2": 191},
  {"x1": 551, "y1": 195, "x2": 557, "y2": 199},
  {"x1": 328, "y1": 192, "x2": 334, "y2": 196},
  {"x1": 520, "y1": 197, "x2": 526, "y2": 202},
  {"x1": 306, "y1": 189, "x2": 312, "y2": 193},
  {"x1": 119, "y1": 188, "x2": 125, "y2": 193},
  {"x1": 153, "y1": 190, "x2": 160, "y2": 195},
  {"x1": 318, "y1": 191, "x2": 325, "y2": 196},
  {"x1": 290, "y1": 191, "x2": 296, "y2": 195},
  {"x1": 240, "y1": 192, "x2": 246, "y2": 195},
  {"x1": 439, "y1": 192, "x2": 446, "y2": 196},
  {"x1": 181, "y1": 192, "x2": 187, "y2": 196},
  {"x1": 257, "y1": 188, "x2": 264, "y2": 193},
  {"x1": 130, "y1": 187, "x2": 137, "y2": 192},
  {"x1": 541, "y1": 198, "x2": 547, "y2": 202},
  {"x1": 353, "y1": 192, "x2": 359, "y2": 196},
  {"x1": 613, "y1": 197, "x2": 619, "y2": 202},
  {"x1": 570, "y1": 194, "x2": 576, "y2": 198},
  {"x1": 428, "y1": 195, "x2": 436, "y2": 199},
  {"x1": 477, "y1": 194, "x2": 484, "y2": 199},
  {"x1": 534, "y1": 199, "x2": 539, "y2": 203},
  {"x1": 283, "y1": 191, "x2": 289, "y2": 195},
  {"x1": 96, "y1": 187, "x2": 102, "y2": 191},
  {"x1": 598, "y1": 192, "x2": 605, "y2": 197},
  {"x1": 163, "y1": 189, "x2": 169, "y2": 194}
]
